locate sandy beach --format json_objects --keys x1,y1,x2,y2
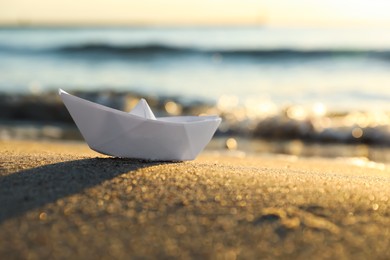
[{"x1": 1, "y1": 140, "x2": 389, "y2": 259}]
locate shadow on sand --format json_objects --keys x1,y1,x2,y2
[{"x1": 0, "y1": 157, "x2": 173, "y2": 223}]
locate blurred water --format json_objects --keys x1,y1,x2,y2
[{"x1": 0, "y1": 26, "x2": 390, "y2": 111}]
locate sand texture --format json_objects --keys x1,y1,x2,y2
[{"x1": 1, "y1": 140, "x2": 390, "y2": 259}]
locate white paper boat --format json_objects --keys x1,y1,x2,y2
[{"x1": 59, "y1": 89, "x2": 221, "y2": 161}]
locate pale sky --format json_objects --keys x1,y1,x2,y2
[{"x1": 1, "y1": 0, "x2": 390, "y2": 27}]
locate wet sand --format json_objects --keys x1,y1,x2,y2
[{"x1": 1, "y1": 140, "x2": 389, "y2": 259}]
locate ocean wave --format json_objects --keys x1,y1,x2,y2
[
  {"x1": 57, "y1": 44, "x2": 390, "y2": 60},
  {"x1": 58, "y1": 43, "x2": 192, "y2": 54},
  {"x1": 2, "y1": 43, "x2": 390, "y2": 60}
]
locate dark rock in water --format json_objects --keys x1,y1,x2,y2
[
  {"x1": 252, "y1": 113, "x2": 390, "y2": 146},
  {"x1": 253, "y1": 116, "x2": 314, "y2": 140},
  {"x1": 0, "y1": 120, "x2": 83, "y2": 140},
  {"x1": 0, "y1": 93, "x2": 73, "y2": 123}
]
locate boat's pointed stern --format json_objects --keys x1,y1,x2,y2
[
  {"x1": 58, "y1": 88, "x2": 67, "y2": 95},
  {"x1": 59, "y1": 89, "x2": 117, "y2": 149}
]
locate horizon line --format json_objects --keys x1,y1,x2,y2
[{"x1": 2, "y1": 22, "x2": 390, "y2": 30}]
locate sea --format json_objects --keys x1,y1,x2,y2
[
  {"x1": 1, "y1": 26, "x2": 390, "y2": 161},
  {"x1": 1, "y1": 26, "x2": 390, "y2": 108}
]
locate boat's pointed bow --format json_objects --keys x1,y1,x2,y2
[{"x1": 184, "y1": 117, "x2": 221, "y2": 159}]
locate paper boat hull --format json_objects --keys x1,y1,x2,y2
[{"x1": 59, "y1": 90, "x2": 221, "y2": 161}]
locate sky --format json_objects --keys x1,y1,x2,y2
[{"x1": 1, "y1": 0, "x2": 390, "y2": 27}]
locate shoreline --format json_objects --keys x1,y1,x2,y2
[
  {"x1": 2, "y1": 128, "x2": 390, "y2": 163},
  {"x1": 1, "y1": 89, "x2": 390, "y2": 147},
  {"x1": 1, "y1": 140, "x2": 389, "y2": 259}
]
